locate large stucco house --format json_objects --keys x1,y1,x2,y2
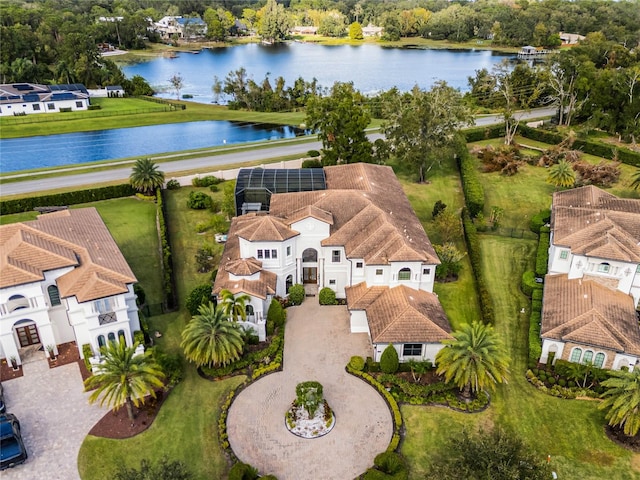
[
  {"x1": 539, "y1": 186, "x2": 640, "y2": 371},
  {"x1": 0, "y1": 208, "x2": 141, "y2": 369},
  {"x1": 213, "y1": 163, "x2": 452, "y2": 363}
]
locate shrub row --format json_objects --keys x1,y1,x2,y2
[
  {"x1": 0, "y1": 183, "x2": 135, "y2": 215},
  {"x1": 346, "y1": 364, "x2": 402, "y2": 452},
  {"x1": 529, "y1": 209, "x2": 551, "y2": 234},
  {"x1": 156, "y1": 188, "x2": 176, "y2": 309},
  {"x1": 462, "y1": 124, "x2": 504, "y2": 143},
  {"x1": 519, "y1": 125, "x2": 640, "y2": 167},
  {"x1": 458, "y1": 152, "x2": 485, "y2": 217},
  {"x1": 535, "y1": 227, "x2": 550, "y2": 277},
  {"x1": 203, "y1": 326, "x2": 285, "y2": 378},
  {"x1": 529, "y1": 288, "x2": 544, "y2": 364},
  {"x1": 525, "y1": 370, "x2": 579, "y2": 399},
  {"x1": 462, "y1": 209, "x2": 494, "y2": 323}
]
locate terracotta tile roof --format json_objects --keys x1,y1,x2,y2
[
  {"x1": 225, "y1": 258, "x2": 263, "y2": 276},
  {"x1": 0, "y1": 208, "x2": 136, "y2": 302},
  {"x1": 286, "y1": 205, "x2": 334, "y2": 226},
  {"x1": 346, "y1": 283, "x2": 452, "y2": 343},
  {"x1": 235, "y1": 213, "x2": 299, "y2": 242},
  {"x1": 270, "y1": 163, "x2": 439, "y2": 265},
  {"x1": 552, "y1": 186, "x2": 640, "y2": 262},
  {"x1": 541, "y1": 274, "x2": 640, "y2": 355},
  {"x1": 212, "y1": 270, "x2": 277, "y2": 300}
]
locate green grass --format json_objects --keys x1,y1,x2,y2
[
  {"x1": 0, "y1": 98, "x2": 307, "y2": 139},
  {"x1": 401, "y1": 235, "x2": 640, "y2": 479}
]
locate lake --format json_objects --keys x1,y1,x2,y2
[
  {"x1": 123, "y1": 43, "x2": 515, "y2": 104},
  {"x1": 0, "y1": 122, "x2": 305, "y2": 173},
  {"x1": 2, "y1": 44, "x2": 516, "y2": 172}
]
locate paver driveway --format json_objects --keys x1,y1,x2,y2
[
  {"x1": 227, "y1": 301, "x2": 393, "y2": 479},
  {"x1": 1, "y1": 359, "x2": 106, "y2": 480}
]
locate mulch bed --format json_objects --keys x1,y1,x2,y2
[
  {"x1": 88, "y1": 389, "x2": 168, "y2": 439},
  {"x1": 47, "y1": 341, "x2": 80, "y2": 368},
  {"x1": 604, "y1": 425, "x2": 640, "y2": 452},
  {"x1": 0, "y1": 360, "x2": 23, "y2": 382}
]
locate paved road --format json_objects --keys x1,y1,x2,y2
[
  {"x1": 0, "y1": 107, "x2": 555, "y2": 197},
  {"x1": 227, "y1": 301, "x2": 393, "y2": 479}
]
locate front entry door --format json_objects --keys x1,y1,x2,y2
[
  {"x1": 303, "y1": 267, "x2": 317, "y2": 284},
  {"x1": 16, "y1": 324, "x2": 40, "y2": 347}
]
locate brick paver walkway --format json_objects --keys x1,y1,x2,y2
[
  {"x1": 1, "y1": 358, "x2": 106, "y2": 480},
  {"x1": 227, "y1": 302, "x2": 393, "y2": 479}
]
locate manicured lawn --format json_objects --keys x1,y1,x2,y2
[
  {"x1": 0, "y1": 99, "x2": 307, "y2": 139},
  {"x1": 163, "y1": 186, "x2": 228, "y2": 307},
  {"x1": 401, "y1": 236, "x2": 640, "y2": 479}
]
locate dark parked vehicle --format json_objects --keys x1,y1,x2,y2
[{"x1": 0, "y1": 413, "x2": 27, "y2": 470}]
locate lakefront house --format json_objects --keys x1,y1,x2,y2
[
  {"x1": 213, "y1": 163, "x2": 452, "y2": 362},
  {"x1": 0, "y1": 208, "x2": 141, "y2": 370},
  {"x1": 539, "y1": 186, "x2": 640, "y2": 371}
]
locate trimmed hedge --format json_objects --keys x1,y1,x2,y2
[
  {"x1": 529, "y1": 288, "x2": 544, "y2": 364},
  {"x1": 458, "y1": 152, "x2": 485, "y2": 217},
  {"x1": 519, "y1": 125, "x2": 640, "y2": 167},
  {"x1": 0, "y1": 183, "x2": 135, "y2": 215},
  {"x1": 529, "y1": 209, "x2": 551, "y2": 234},
  {"x1": 156, "y1": 188, "x2": 176, "y2": 309},
  {"x1": 535, "y1": 227, "x2": 550, "y2": 277},
  {"x1": 521, "y1": 270, "x2": 541, "y2": 297},
  {"x1": 463, "y1": 124, "x2": 504, "y2": 143},
  {"x1": 462, "y1": 209, "x2": 494, "y2": 323},
  {"x1": 380, "y1": 345, "x2": 399, "y2": 374}
]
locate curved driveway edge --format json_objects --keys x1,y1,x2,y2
[{"x1": 227, "y1": 303, "x2": 393, "y2": 480}]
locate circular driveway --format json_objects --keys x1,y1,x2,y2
[{"x1": 227, "y1": 302, "x2": 393, "y2": 479}]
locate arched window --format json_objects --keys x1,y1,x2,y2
[
  {"x1": 582, "y1": 350, "x2": 593, "y2": 364},
  {"x1": 48, "y1": 285, "x2": 61, "y2": 306},
  {"x1": 398, "y1": 268, "x2": 411, "y2": 281},
  {"x1": 302, "y1": 248, "x2": 317, "y2": 263},
  {"x1": 597, "y1": 262, "x2": 610, "y2": 273},
  {"x1": 108, "y1": 332, "x2": 116, "y2": 343},
  {"x1": 246, "y1": 305, "x2": 254, "y2": 317},
  {"x1": 569, "y1": 348, "x2": 582, "y2": 363},
  {"x1": 118, "y1": 330, "x2": 126, "y2": 345},
  {"x1": 98, "y1": 335, "x2": 106, "y2": 348},
  {"x1": 286, "y1": 275, "x2": 293, "y2": 293},
  {"x1": 8, "y1": 294, "x2": 28, "y2": 312},
  {"x1": 594, "y1": 352, "x2": 605, "y2": 368}
]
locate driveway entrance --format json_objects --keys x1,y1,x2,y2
[{"x1": 227, "y1": 301, "x2": 393, "y2": 479}]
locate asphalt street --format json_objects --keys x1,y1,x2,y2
[{"x1": 0, "y1": 107, "x2": 555, "y2": 197}]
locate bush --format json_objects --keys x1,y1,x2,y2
[
  {"x1": 529, "y1": 209, "x2": 551, "y2": 234},
  {"x1": 380, "y1": 345, "x2": 399, "y2": 374},
  {"x1": 521, "y1": 270, "x2": 541, "y2": 297},
  {"x1": 349, "y1": 356, "x2": 365, "y2": 371},
  {"x1": 133, "y1": 330, "x2": 145, "y2": 345},
  {"x1": 535, "y1": 229, "x2": 550, "y2": 277},
  {"x1": 82, "y1": 343, "x2": 94, "y2": 371},
  {"x1": 87, "y1": 104, "x2": 101, "y2": 110},
  {"x1": 267, "y1": 298, "x2": 286, "y2": 330},
  {"x1": 432, "y1": 200, "x2": 447, "y2": 219},
  {"x1": 228, "y1": 462, "x2": 258, "y2": 480},
  {"x1": 302, "y1": 159, "x2": 323, "y2": 168},
  {"x1": 463, "y1": 124, "x2": 504, "y2": 142},
  {"x1": 186, "y1": 284, "x2": 213, "y2": 316},
  {"x1": 373, "y1": 451, "x2": 408, "y2": 479},
  {"x1": 458, "y1": 152, "x2": 484, "y2": 217},
  {"x1": 166, "y1": 179, "x2": 181, "y2": 190},
  {"x1": 187, "y1": 191, "x2": 213, "y2": 210},
  {"x1": 307, "y1": 149, "x2": 321, "y2": 157},
  {"x1": 134, "y1": 284, "x2": 146, "y2": 307},
  {"x1": 192, "y1": 175, "x2": 222, "y2": 187},
  {"x1": 318, "y1": 287, "x2": 337, "y2": 305},
  {"x1": 155, "y1": 351, "x2": 184, "y2": 388},
  {"x1": 0, "y1": 183, "x2": 135, "y2": 215},
  {"x1": 288, "y1": 284, "x2": 305, "y2": 305}
]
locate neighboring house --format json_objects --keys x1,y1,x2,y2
[
  {"x1": 0, "y1": 208, "x2": 141, "y2": 369},
  {"x1": 291, "y1": 26, "x2": 318, "y2": 35},
  {"x1": 559, "y1": 32, "x2": 585, "y2": 45},
  {"x1": 154, "y1": 16, "x2": 207, "y2": 40},
  {"x1": 87, "y1": 86, "x2": 125, "y2": 98},
  {"x1": 539, "y1": 186, "x2": 640, "y2": 371},
  {"x1": 213, "y1": 163, "x2": 452, "y2": 361},
  {"x1": 0, "y1": 83, "x2": 90, "y2": 117},
  {"x1": 362, "y1": 24, "x2": 384, "y2": 37}
]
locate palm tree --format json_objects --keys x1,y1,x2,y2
[
  {"x1": 436, "y1": 321, "x2": 510, "y2": 399},
  {"x1": 631, "y1": 168, "x2": 640, "y2": 190},
  {"x1": 84, "y1": 341, "x2": 165, "y2": 421},
  {"x1": 599, "y1": 369, "x2": 640, "y2": 436},
  {"x1": 129, "y1": 158, "x2": 165, "y2": 195},
  {"x1": 547, "y1": 160, "x2": 575, "y2": 189},
  {"x1": 181, "y1": 302, "x2": 245, "y2": 368},
  {"x1": 218, "y1": 289, "x2": 250, "y2": 321}
]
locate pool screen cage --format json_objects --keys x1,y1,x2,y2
[{"x1": 234, "y1": 168, "x2": 327, "y2": 217}]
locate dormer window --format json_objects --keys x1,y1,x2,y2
[
  {"x1": 398, "y1": 268, "x2": 411, "y2": 281},
  {"x1": 597, "y1": 262, "x2": 610, "y2": 273},
  {"x1": 559, "y1": 250, "x2": 568, "y2": 260}
]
